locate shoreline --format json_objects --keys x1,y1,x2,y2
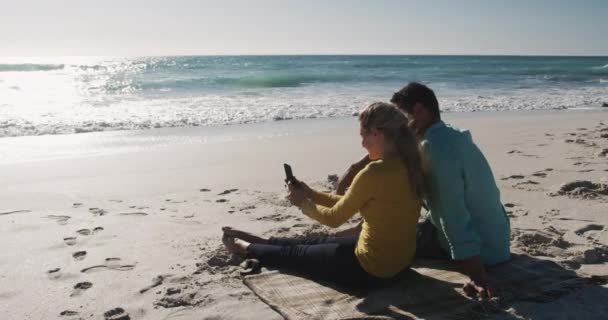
[
  {"x1": 1, "y1": 103, "x2": 607, "y2": 140},
  {"x1": 1, "y1": 107, "x2": 607, "y2": 163}
]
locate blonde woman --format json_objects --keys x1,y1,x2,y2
[{"x1": 223, "y1": 102, "x2": 423, "y2": 288}]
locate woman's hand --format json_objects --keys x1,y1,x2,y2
[
  {"x1": 286, "y1": 182, "x2": 309, "y2": 206},
  {"x1": 296, "y1": 180, "x2": 314, "y2": 198}
]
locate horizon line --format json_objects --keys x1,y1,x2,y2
[{"x1": 2, "y1": 53, "x2": 608, "y2": 59}]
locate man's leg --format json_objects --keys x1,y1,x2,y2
[{"x1": 415, "y1": 219, "x2": 450, "y2": 260}]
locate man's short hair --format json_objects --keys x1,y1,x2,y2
[{"x1": 391, "y1": 82, "x2": 441, "y2": 119}]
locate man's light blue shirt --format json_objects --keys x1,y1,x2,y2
[{"x1": 421, "y1": 121, "x2": 511, "y2": 266}]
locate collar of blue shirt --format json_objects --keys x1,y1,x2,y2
[{"x1": 423, "y1": 120, "x2": 446, "y2": 139}]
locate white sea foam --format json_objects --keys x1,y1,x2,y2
[{"x1": 1, "y1": 87, "x2": 607, "y2": 138}]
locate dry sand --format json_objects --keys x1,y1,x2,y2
[{"x1": 1, "y1": 110, "x2": 607, "y2": 320}]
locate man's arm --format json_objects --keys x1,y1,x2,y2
[{"x1": 335, "y1": 155, "x2": 371, "y2": 195}]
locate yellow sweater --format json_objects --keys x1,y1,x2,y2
[{"x1": 300, "y1": 157, "x2": 421, "y2": 278}]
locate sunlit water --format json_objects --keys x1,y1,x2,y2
[{"x1": 1, "y1": 55, "x2": 607, "y2": 138}]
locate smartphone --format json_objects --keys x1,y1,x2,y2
[{"x1": 283, "y1": 163, "x2": 300, "y2": 187}]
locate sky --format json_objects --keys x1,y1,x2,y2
[{"x1": 1, "y1": 0, "x2": 607, "y2": 56}]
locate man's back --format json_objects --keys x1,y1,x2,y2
[{"x1": 421, "y1": 121, "x2": 510, "y2": 266}]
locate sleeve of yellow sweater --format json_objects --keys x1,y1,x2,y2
[
  {"x1": 300, "y1": 164, "x2": 377, "y2": 228},
  {"x1": 310, "y1": 189, "x2": 342, "y2": 207}
]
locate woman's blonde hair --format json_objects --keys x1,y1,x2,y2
[{"x1": 359, "y1": 102, "x2": 425, "y2": 199}]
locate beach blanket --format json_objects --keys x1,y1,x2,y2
[{"x1": 243, "y1": 254, "x2": 590, "y2": 320}]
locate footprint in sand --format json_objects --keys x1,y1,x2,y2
[
  {"x1": 512, "y1": 227, "x2": 571, "y2": 258},
  {"x1": 0, "y1": 210, "x2": 31, "y2": 216},
  {"x1": 292, "y1": 223, "x2": 312, "y2": 228},
  {"x1": 59, "y1": 310, "x2": 79, "y2": 318},
  {"x1": 47, "y1": 268, "x2": 61, "y2": 280},
  {"x1": 118, "y1": 212, "x2": 148, "y2": 216},
  {"x1": 256, "y1": 213, "x2": 296, "y2": 222},
  {"x1": 503, "y1": 203, "x2": 517, "y2": 216},
  {"x1": 139, "y1": 275, "x2": 165, "y2": 294},
  {"x1": 72, "y1": 203, "x2": 83, "y2": 208},
  {"x1": 104, "y1": 307, "x2": 130, "y2": 320},
  {"x1": 217, "y1": 189, "x2": 238, "y2": 196},
  {"x1": 531, "y1": 172, "x2": 548, "y2": 178},
  {"x1": 64, "y1": 237, "x2": 77, "y2": 246},
  {"x1": 72, "y1": 251, "x2": 87, "y2": 261},
  {"x1": 81, "y1": 258, "x2": 135, "y2": 273},
  {"x1": 512, "y1": 180, "x2": 540, "y2": 189},
  {"x1": 199, "y1": 188, "x2": 211, "y2": 192},
  {"x1": 215, "y1": 199, "x2": 228, "y2": 203},
  {"x1": 89, "y1": 208, "x2": 107, "y2": 216},
  {"x1": 568, "y1": 246, "x2": 608, "y2": 266},
  {"x1": 574, "y1": 224, "x2": 605, "y2": 236},
  {"x1": 70, "y1": 281, "x2": 93, "y2": 297},
  {"x1": 501, "y1": 174, "x2": 525, "y2": 180},
  {"x1": 550, "y1": 180, "x2": 608, "y2": 199},
  {"x1": 81, "y1": 264, "x2": 135, "y2": 273},
  {"x1": 239, "y1": 205, "x2": 256, "y2": 212},
  {"x1": 76, "y1": 229, "x2": 91, "y2": 236},
  {"x1": 45, "y1": 215, "x2": 71, "y2": 225},
  {"x1": 165, "y1": 199, "x2": 187, "y2": 204}
]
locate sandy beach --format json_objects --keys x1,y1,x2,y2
[{"x1": 1, "y1": 109, "x2": 607, "y2": 320}]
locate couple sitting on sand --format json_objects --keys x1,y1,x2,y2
[{"x1": 222, "y1": 82, "x2": 511, "y2": 299}]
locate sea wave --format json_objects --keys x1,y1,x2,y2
[
  {"x1": 0, "y1": 63, "x2": 65, "y2": 72},
  {"x1": 137, "y1": 73, "x2": 395, "y2": 90},
  {"x1": 592, "y1": 64, "x2": 608, "y2": 70},
  {"x1": 218, "y1": 74, "x2": 352, "y2": 88}
]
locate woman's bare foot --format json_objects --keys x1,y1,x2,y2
[
  {"x1": 222, "y1": 234, "x2": 250, "y2": 255},
  {"x1": 222, "y1": 226, "x2": 269, "y2": 244}
]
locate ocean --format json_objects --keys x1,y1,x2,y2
[{"x1": 1, "y1": 55, "x2": 607, "y2": 138}]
